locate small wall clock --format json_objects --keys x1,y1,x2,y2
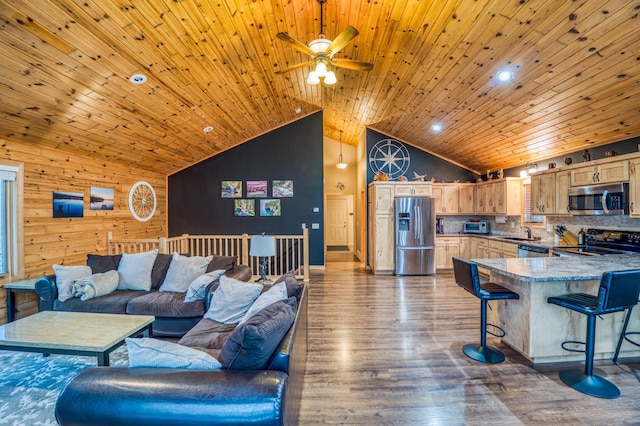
[
  {"x1": 128, "y1": 181, "x2": 156, "y2": 222},
  {"x1": 368, "y1": 138, "x2": 411, "y2": 180}
]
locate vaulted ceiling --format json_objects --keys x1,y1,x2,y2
[{"x1": 1, "y1": 0, "x2": 639, "y2": 174}]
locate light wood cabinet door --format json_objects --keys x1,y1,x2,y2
[
  {"x1": 571, "y1": 165, "x2": 599, "y2": 186},
  {"x1": 475, "y1": 184, "x2": 488, "y2": 213},
  {"x1": 555, "y1": 170, "x2": 571, "y2": 215},
  {"x1": 531, "y1": 173, "x2": 555, "y2": 214},
  {"x1": 394, "y1": 185, "x2": 413, "y2": 196},
  {"x1": 372, "y1": 215, "x2": 394, "y2": 272},
  {"x1": 436, "y1": 237, "x2": 460, "y2": 270},
  {"x1": 458, "y1": 185, "x2": 475, "y2": 214},
  {"x1": 570, "y1": 161, "x2": 629, "y2": 186},
  {"x1": 491, "y1": 181, "x2": 506, "y2": 214},
  {"x1": 412, "y1": 185, "x2": 432, "y2": 196},
  {"x1": 395, "y1": 183, "x2": 432, "y2": 197},
  {"x1": 630, "y1": 160, "x2": 640, "y2": 217},
  {"x1": 432, "y1": 184, "x2": 459, "y2": 214},
  {"x1": 373, "y1": 184, "x2": 394, "y2": 214}
]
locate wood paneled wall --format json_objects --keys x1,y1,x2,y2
[{"x1": 0, "y1": 138, "x2": 166, "y2": 323}]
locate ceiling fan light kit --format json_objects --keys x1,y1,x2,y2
[{"x1": 275, "y1": 0, "x2": 373, "y2": 86}]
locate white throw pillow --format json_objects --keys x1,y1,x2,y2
[
  {"x1": 117, "y1": 249, "x2": 158, "y2": 291},
  {"x1": 239, "y1": 281, "x2": 288, "y2": 325},
  {"x1": 160, "y1": 253, "x2": 213, "y2": 293},
  {"x1": 53, "y1": 264, "x2": 92, "y2": 302},
  {"x1": 205, "y1": 275, "x2": 263, "y2": 324},
  {"x1": 126, "y1": 337, "x2": 221, "y2": 370},
  {"x1": 184, "y1": 269, "x2": 226, "y2": 303}
]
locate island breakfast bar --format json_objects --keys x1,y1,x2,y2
[{"x1": 473, "y1": 255, "x2": 640, "y2": 364}]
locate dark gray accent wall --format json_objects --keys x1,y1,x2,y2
[
  {"x1": 168, "y1": 112, "x2": 325, "y2": 265},
  {"x1": 366, "y1": 129, "x2": 478, "y2": 183}
]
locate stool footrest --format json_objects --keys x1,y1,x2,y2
[
  {"x1": 560, "y1": 340, "x2": 585, "y2": 354},
  {"x1": 486, "y1": 323, "x2": 506, "y2": 338}
]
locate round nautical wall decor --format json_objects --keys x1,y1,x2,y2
[
  {"x1": 368, "y1": 138, "x2": 411, "y2": 180},
  {"x1": 128, "y1": 181, "x2": 157, "y2": 222}
]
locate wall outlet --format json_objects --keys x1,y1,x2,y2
[
  {"x1": 312, "y1": 223, "x2": 320, "y2": 229},
  {"x1": 510, "y1": 221, "x2": 515, "y2": 228},
  {"x1": 301, "y1": 223, "x2": 306, "y2": 229},
  {"x1": 313, "y1": 207, "x2": 319, "y2": 212},
  {"x1": 546, "y1": 223, "x2": 553, "y2": 232}
]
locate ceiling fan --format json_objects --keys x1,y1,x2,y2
[{"x1": 275, "y1": 0, "x2": 374, "y2": 85}]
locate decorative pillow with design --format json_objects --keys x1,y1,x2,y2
[
  {"x1": 204, "y1": 275, "x2": 263, "y2": 324},
  {"x1": 53, "y1": 264, "x2": 92, "y2": 302},
  {"x1": 126, "y1": 337, "x2": 221, "y2": 370},
  {"x1": 239, "y1": 281, "x2": 288, "y2": 324},
  {"x1": 184, "y1": 269, "x2": 226, "y2": 303},
  {"x1": 117, "y1": 249, "x2": 159, "y2": 291},
  {"x1": 159, "y1": 252, "x2": 213, "y2": 293},
  {"x1": 219, "y1": 297, "x2": 297, "y2": 370}
]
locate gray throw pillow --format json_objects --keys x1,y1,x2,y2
[
  {"x1": 126, "y1": 337, "x2": 221, "y2": 370},
  {"x1": 204, "y1": 276, "x2": 263, "y2": 324},
  {"x1": 239, "y1": 281, "x2": 288, "y2": 325},
  {"x1": 117, "y1": 249, "x2": 158, "y2": 291},
  {"x1": 206, "y1": 255, "x2": 237, "y2": 272},
  {"x1": 184, "y1": 269, "x2": 226, "y2": 303},
  {"x1": 159, "y1": 252, "x2": 213, "y2": 293},
  {"x1": 274, "y1": 270, "x2": 304, "y2": 298},
  {"x1": 53, "y1": 264, "x2": 92, "y2": 302},
  {"x1": 219, "y1": 297, "x2": 296, "y2": 370}
]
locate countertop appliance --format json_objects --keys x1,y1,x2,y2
[
  {"x1": 568, "y1": 182, "x2": 628, "y2": 215},
  {"x1": 394, "y1": 197, "x2": 436, "y2": 275},
  {"x1": 463, "y1": 221, "x2": 489, "y2": 234},
  {"x1": 552, "y1": 228, "x2": 640, "y2": 256},
  {"x1": 518, "y1": 244, "x2": 550, "y2": 258}
]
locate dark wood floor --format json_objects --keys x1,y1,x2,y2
[{"x1": 299, "y1": 252, "x2": 640, "y2": 424}]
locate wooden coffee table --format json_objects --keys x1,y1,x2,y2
[{"x1": 0, "y1": 311, "x2": 154, "y2": 366}]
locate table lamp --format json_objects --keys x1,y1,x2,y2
[{"x1": 250, "y1": 235, "x2": 275, "y2": 283}]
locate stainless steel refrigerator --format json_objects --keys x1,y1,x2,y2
[{"x1": 394, "y1": 197, "x2": 436, "y2": 275}]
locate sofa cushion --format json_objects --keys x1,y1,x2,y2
[
  {"x1": 219, "y1": 297, "x2": 297, "y2": 370},
  {"x1": 86, "y1": 254, "x2": 122, "y2": 273},
  {"x1": 53, "y1": 264, "x2": 92, "y2": 302},
  {"x1": 159, "y1": 253, "x2": 213, "y2": 293},
  {"x1": 177, "y1": 318, "x2": 237, "y2": 350},
  {"x1": 239, "y1": 281, "x2": 288, "y2": 325},
  {"x1": 274, "y1": 271, "x2": 304, "y2": 299},
  {"x1": 204, "y1": 276, "x2": 263, "y2": 324},
  {"x1": 53, "y1": 290, "x2": 143, "y2": 314},
  {"x1": 126, "y1": 291, "x2": 205, "y2": 318},
  {"x1": 184, "y1": 270, "x2": 226, "y2": 303},
  {"x1": 126, "y1": 337, "x2": 222, "y2": 370},
  {"x1": 151, "y1": 253, "x2": 173, "y2": 290},
  {"x1": 117, "y1": 249, "x2": 158, "y2": 291},
  {"x1": 206, "y1": 255, "x2": 237, "y2": 273}
]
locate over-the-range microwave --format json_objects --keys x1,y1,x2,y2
[
  {"x1": 463, "y1": 221, "x2": 489, "y2": 234},
  {"x1": 568, "y1": 182, "x2": 628, "y2": 215}
]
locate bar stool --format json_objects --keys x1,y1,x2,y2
[
  {"x1": 613, "y1": 306, "x2": 640, "y2": 364},
  {"x1": 452, "y1": 257, "x2": 519, "y2": 364},
  {"x1": 547, "y1": 269, "x2": 640, "y2": 399}
]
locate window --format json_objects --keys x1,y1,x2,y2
[
  {"x1": 0, "y1": 163, "x2": 23, "y2": 282},
  {"x1": 522, "y1": 180, "x2": 544, "y2": 226}
]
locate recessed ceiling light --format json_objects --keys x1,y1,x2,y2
[
  {"x1": 129, "y1": 73, "x2": 147, "y2": 84},
  {"x1": 431, "y1": 123, "x2": 443, "y2": 133},
  {"x1": 203, "y1": 126, "x2": 213, "y2": 132},
  {"x1": 295, "y1": 108, "x2": 302, "y2": 114},
  {"x1": 497, "y1": 70, "x2": 514, "y2": 82}
]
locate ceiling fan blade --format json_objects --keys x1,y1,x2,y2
[
  {"x1": 332, "y1": 58, "x2": 374, "y2": 71},
  {"x1": 326, "y1": 26, "x2": 359, "y2": 56},
  {"x1": 275, "y1": 61, "x2": 313, "y2": 75},
  {"x1": 276, "y1": 32, "x2": 314, "y2": 56}
]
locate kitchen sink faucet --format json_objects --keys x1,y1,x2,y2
[{"x1": 524, "y1": 227, "x2": 532, "y2": 239}]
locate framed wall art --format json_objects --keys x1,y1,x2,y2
[
  {"x1": 221, "y1": 181, "x2": 242, "y2": 198},
  {"x1": 90, "y1": 187, "x2": 114, "y2": 210},
  {"x1": 234, "y1": 199, "x2": 255, "y2": 216},
  {"x1": 260, "y1": 199, "x2": 281, "y2": 216},
  {"x1": 272, "y1": 180, "x2": 293, "y2": 197},
  {"x1": 53, "y1": 191, "x2": 84, "y2": 218},
  {"x1": 247, "y1": 181, "x2": 267, "y2": 197}
]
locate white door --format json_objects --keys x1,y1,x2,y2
[{"x1": 326, "y1": 198, "x2": 348, "y2": 246}]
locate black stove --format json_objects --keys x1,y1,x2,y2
[{"x1": 553, "y1": 228, "x2": 640, "y2": 257}]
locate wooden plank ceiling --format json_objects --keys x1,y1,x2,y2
[{"x1": 1, "y1": 0, "x2": 639, "y2": 174}]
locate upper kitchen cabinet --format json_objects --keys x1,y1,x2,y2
[
  {"x1": 530, "y1": 171, "x2": 556, "y2": 215},
  {"x1": 476, "y1": 178, "x2": 522, "y2": 215},
  {"x1": 432, "y1": 183, "x2": 475, "y2": 215},
  {"x1": 570, "y1": 160, "x2": 629, "y2": 186},
  {"x1": 629, "y1": 159, "x2": 640, "y2": 217},
  {"x1": 555, "y1": 170, "x2": 571, "y2": 215},
  {"x1": 394, "y1": 182, "x2": 432, "y2": 197}
]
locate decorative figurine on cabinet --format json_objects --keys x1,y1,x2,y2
[{"x1": 582, "y1": 149, "x2": 591, "y2": 162}]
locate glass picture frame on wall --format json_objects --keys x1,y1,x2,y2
[
  {"x1": 260, "y1": 199, "x2": 281, "y2": 216},
  {"x1": 234, "y1": 199, "x2": 255, "y2": 216},
  {"x1": 272, "y1": 180, "x2": 293, "y2": 198},
  {"x1": 221, "y1": 181, "x2": 242, "y2": 198}
]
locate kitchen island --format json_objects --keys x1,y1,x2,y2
[{"x1": 473, "y1": 255, "x2": 640, "y2": 364}]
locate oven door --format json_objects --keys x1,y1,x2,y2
[{"x1": 568, "y1": 183, "x2": 628, "y2": 215}]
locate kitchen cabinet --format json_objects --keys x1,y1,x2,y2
[
  {"x1": 432, "y1": 184, "x2": 459, "y2": 214},
  {"x1": 488, "y1": 240, "x2": 518, "y2": 258},
  {"x1": 368, "y1": 183, "x2": 395, "y2": 274},
  {"x1": 555, "y1": 170, "x2": 571, "y2": 215},
  {"x1": 459, "y1": 237, "x2": 471, "y2": 259},
  {"x1": 458, "y1": 184, "x2": 475, "y2": 214},
  {"x1": 629, "y1": 159, "x2": 640, "y2": 217},
  {"x1": 471, "y1": 238, "x2": 489, "y2": 259},
  {"x1": 570, "y1": 161, "x2": 629, "y2": 186},
  {"x1": 436, "y1": 236, "x2": 461, "y2": 270},
  {"x1": 476, "y1": 178, "x2": 522, "y2": 215},
  {"x1": 530, "y1": 172, "x2": 556, "y2": 215},
  {"x1": 394, "y1": 183, "x2": 432, "y2": 196}
]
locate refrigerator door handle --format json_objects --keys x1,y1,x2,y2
[{"x1": 414, "y1": 205, "x2": 420, "y2": 241}]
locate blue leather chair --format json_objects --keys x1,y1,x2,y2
[
  {"x1": 547, "y1": 269, "x2": 640, "y2": 399},
  {"x1": 452, "y1": 257, "x2": 519, "y2": 364}
]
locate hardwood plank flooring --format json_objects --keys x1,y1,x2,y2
[{"x1": 299, "y1": 253, "x2": 640, "y2": 424}]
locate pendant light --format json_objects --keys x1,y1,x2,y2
[{"x1": 336, "y1": 131, "x2": 347, "y2": 169}]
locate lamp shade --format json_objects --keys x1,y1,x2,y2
[{"x1": 250, "y1": 235, "x2": 275, "y2": 257}]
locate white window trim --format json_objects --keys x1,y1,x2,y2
[{"x1": 0, "y1": 160, "x2": 24, "y2": 284}]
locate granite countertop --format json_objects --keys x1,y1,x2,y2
[{"x1": 472, "y1": 255, "x2": 640, "y2": 282}]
